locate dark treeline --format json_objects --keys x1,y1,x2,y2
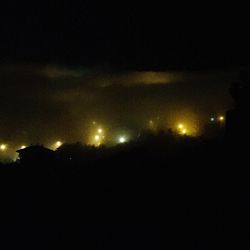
[{"x1": 0, "y1": 72, "x2": 249, "y2": 249}]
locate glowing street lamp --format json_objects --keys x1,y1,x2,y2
[
  {"x1": 178, "y1": 124, "x2": 184, "y2": 129},
  {"x1": 97, "y1": 128, "x2": 103, "y2": 134},
  {"x1": 95, "y1": 135, "x2": 100, "y2": 141},
  {"x1": 118, "y1": 136, "x2": 126, "y2": 143},
  {"x1": 20, "y1": 145, "x2": 26, "y2": 149},
  {"x1": 182, "y1": 129, "x2": 187, "y2": 135},
  {"x1": 210, "y1": 117, "x2": 215, "y2": 122},
  {"x1": 55, "y1": 141, "x2": 62, "y2": 148},
  {"x1": 0, "y1": 144, "x2": 7, "y2": 151},
  {"x1": 148, "y1": 120, "x2": 155, "y2": 130},
  {"x1": 219, "y1": 116, "x2": 224, "y2": 121}
]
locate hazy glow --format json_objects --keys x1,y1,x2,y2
[
  {"x1": 182, "y1": 129, "x2": 187, "y2": 134},
  {"x1": 0, "y1": 144, "x2": 7, "y2": 151},
  {"x1": 20, "y1": 145, "x2": 26, "y2": 149},
  {"x1": 0, "y1": 65, "x2": 231, "y2": 154},
  {"x1": 0, "y1": 65, "x2": 233, "y2": 162}
]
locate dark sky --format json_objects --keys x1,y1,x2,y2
[
  {"x1": 0, "y1": 1, "x2": 249, "y2": 158},
  {"x1": 1, "y1": 1, "x2": 249, "y2": 69}
]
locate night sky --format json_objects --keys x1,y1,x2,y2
[
  {"x1": 0, "y1": 1, "x2": 249, "y2": 157},
  {"x1": 1, "y1": 1, "x2": 249, "y2": 69}
]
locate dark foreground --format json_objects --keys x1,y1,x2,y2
[{"x1": 0, "y1": 137, "x2": 248, "y2": 250}]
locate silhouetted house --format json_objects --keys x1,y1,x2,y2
[
  {"x1": 55, "y1": 142, "x2": 100, "y2": 163},
  {"x1": 16, "y1": 145, "x2": 55, "y2": 164}
]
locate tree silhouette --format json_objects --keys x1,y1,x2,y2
[
  {"x1": 226, "y1": 70, "x2": 250, "y2": 142},
  {"x1": 229, "y1": 70, "x2": 250, "y2": 109}
]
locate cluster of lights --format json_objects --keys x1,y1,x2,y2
[
  {"x1": 93, "y1": 128, "x2": 105, "y2": 146},
  {"x1": 177, "y1": 124, "x2": 187, "y2": 135},
  {"x1": 90, "y1": 121, "x2": 130, "y2": 146},
  {"x1": 0, "y1": 114, "x2": 226, "y2": 155},
  {"x1": 210, "y1": 116, "x2": 225, "y2": 123},
  {"x1": 0, "y1": 141, "x2": 62, "y2": 153},
  {"x1": 0, "y1": 144, "x2": 27, "y2": 152}
]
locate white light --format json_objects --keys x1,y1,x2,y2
[
  {"x1": 20, "y1": 145, "x2": 26, "y2": 149},
  {"x1": 119, "y1": 137, "x2": 126, "y2": 143},
  {"x1": 95, "y1": 135, "x2": 100, "y2": 141},
  {"x1": 97, "y1": 129, "x2": 103, "y2": 134},
  {"x1": 210, "y1": 117, "x2": 215, "y2": 122}
]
